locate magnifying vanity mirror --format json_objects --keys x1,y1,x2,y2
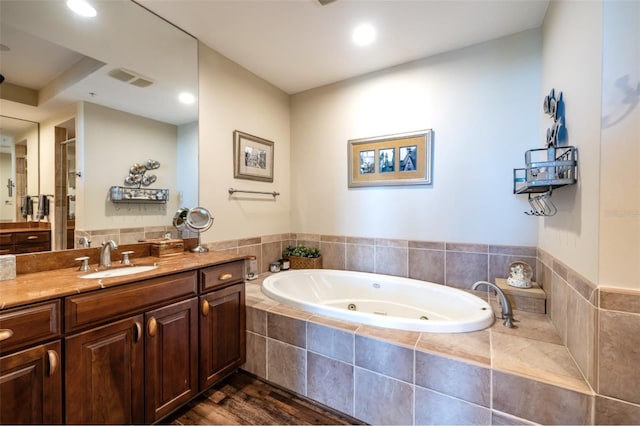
[
  {"x1": 173, "y1": 207, "x2": 213, "y2": 253},
  {"x1": 0, "y1": 0, "x2": 199, "y2": 254}
]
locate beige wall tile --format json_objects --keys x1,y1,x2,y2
[
  {"x1": 566, "y1": 286, "x2": 597, "y2": 387},
  {"x1": 489, "y1": 245, "x2": 537, "y2": 257},
  {"x1": 445, "y1": 252, "x2": 488, "y2": 288},
  {"x1": 307, "y1": 352, "x2": 354, "y2": 416},
  {"x1": 355, "y1": 335, "x2": 413, "y2": 382},
  {"x1": 375, "y1": 238, "x2": 408, "y2": 248},
  {"x1": 307, "y1": 322, "x2": 354, "y2": 363},
  {"x1": 446, "y1": 242, "x2": 489, "y2": 253},
  {"x1": 550, "y1": 272, "x2": 568, "y2": 343},
  {"x1": 242, "y1": 332, "x2": 266, "y2": 378},
  {"x1": 261, "y1": 241, "x2": 283, "y2": 272},
  {"x1": 266, "y1": 339, "x2": 306, "y2": 395},
  {"x1": 415, "y1": 386, "x2": 491, "y2": 425},
  {"x1": 415, "y1": 351, "x2": 490, "y2": 407},
  {"x1": 354, "y1": 368, "x2": 413, "y2": 425},
  {"x1": 598, "y1": 309, "x2": 640, "y2": 404},
  {"x1": 320, "y1": 234, "x2": 346, "y2": 243},
  {"x1": 600, "y1": 287, "x2": 640, "y2": 314},
  {"x1": 375, "y1": 246, "x2": 407, "y2": 277},
  {"x1": 409, "y1": 240, "x2": 445, "y2": 250},
  {"x1": 320, "y1": 241, "x2": 346, "y2": 270},
  {"x1": 246, "y1": 306, "x2": 267, "y2": 335},
  {"x1": 493, "y1": 370, "x2": 593, "y2": 425},
  {"x1": 408, "y1": 248, "x2": 445, "y2": 284},
  {"x1": 267, "y1": 311, "x2": 306, "y2": 348},
  {"x1": 346, "y1": 243, "x2": 374, "y2": 272},
  {"x1": 595, "y1": 395, "x2": 640, "y2": 425}
]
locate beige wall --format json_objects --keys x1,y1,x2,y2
[
  {"x1": 538, "y1": 0, "x2": 603, "y2": 284},
  {"x1": 290, "y1": 30, "x2": 542, "y2": 246},
  {"x1": 599, "y1": 0, "x2": 640, "y2": 290},
  {"x1": 197, "y1": 42, "x2": 291, "y2": 243},
  {"x1": 78, "y1": 102, "x2": 179, "y2": 232}
]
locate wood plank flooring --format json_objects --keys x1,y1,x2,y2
[{"x1": 165, "y1": 371, "x2": 365, "y2": 425}]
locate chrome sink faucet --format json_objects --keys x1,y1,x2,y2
[
  {"x1": 472, "y1": 281, "x2": 515, "y2": 328},
  {"x1": 100, "y1": 240, "x2": 119, "y2": 268}
]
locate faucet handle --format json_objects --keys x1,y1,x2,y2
[
  {"x1": 75, "y1": 256, "x2": 91, "y2": 271},
  {"x1": 121, "y1": 250, "x2": 134, "y2": 265}
]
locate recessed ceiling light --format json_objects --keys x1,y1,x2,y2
[
  {"x1": 178, "y1": 92, "x2": 195, "y2": 105},
  {"x1": 352, "y1": 23, "x2": 376, "y2": 46},
  {"x1": 66, "y1": 0, "x2": 97, "y2": 17}
]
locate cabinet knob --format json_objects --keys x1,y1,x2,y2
[
  {"x1": 0, "y1": 329, "x2": 14, "y2": 342},
  {"x1": 47, "y1": 350, "x2": 59, "y2": 377},
  {"x1": 147, "y1": 317, "x2": 157, "y2": 337},
  {"x1": 218, "y1": 273, "x2": 233, "y2": 281},
  {"x1": 133, "y1": 322, "x2": 142, "y2": 342},
  {"x1": 201, "y1": 299, "x2": 210, "y2": 316}
]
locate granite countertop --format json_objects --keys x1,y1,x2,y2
[{"x1": 0, "y1": 251, "x2": 246, "y2": 310}]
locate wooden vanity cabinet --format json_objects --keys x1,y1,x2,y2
[
  {"x1": 64, "y1": 271, "x2": 199, "y2": 424},
  {"x1": 144, "y1": 297, "x2": 198, "y2": 423},
  {"x1": 0, "y1": 301, "x2": 62, "y2": 425},
  {"x1": 65, "y1": 315, "x2": 145, "y2": 425},
  {"x1": 0, "y1": 341, "x2": 62, "y2": 425},
  {"x1": 199, "y1": 262, "x2": 246, "y2": 390}
]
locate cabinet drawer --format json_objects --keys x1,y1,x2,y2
[
  {"x1": 0, "y1": 234, "x2": 12, "y2": 245},
  {"x1": 14, "y1": 231, "x2": 51, "y2": 244},
  {"x1": 199, "y1": 260, "x2": 244, "y2": 292},
  {"x1": 0, "y1": 300, "x2": 61, "y2": 354},
  {"x1": 65, "y1": 271, "x2": 197, "y2": 332}
]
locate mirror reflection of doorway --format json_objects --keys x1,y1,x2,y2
[{"x1": 55, "y1": 119, "x2": 75, "y2": 249}]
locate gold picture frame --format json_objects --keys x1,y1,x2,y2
[
  {"x1": 233, "y1": 130, "x2": 274, "y2": 182},
  {"x1": 348, "y1": 129, "x2": 433, "y2": 188}
]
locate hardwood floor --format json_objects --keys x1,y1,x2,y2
[{"x1": 164, "y1": 371, "x2": 364, "y2": 425}]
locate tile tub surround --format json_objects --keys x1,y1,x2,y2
[
  {"x1": 538, "y1": 248, "x2": 640, "y2": 414},
  {"x1": 243, "y1": 276, "x2": 597, "y2": 425},
  {"x1": 207, "y1": 232, "x2": 639, "y2": 421},
  {"x1": 205, "y1": 232, "x2": 538, "y2": 286}
]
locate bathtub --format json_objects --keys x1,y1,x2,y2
[{"x1": 262, "y1": 269, "x2": 495, "y2": 333}]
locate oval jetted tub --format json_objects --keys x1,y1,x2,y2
[{"x1": 262, "y1": 269, "x2": 495, "y2": 333}]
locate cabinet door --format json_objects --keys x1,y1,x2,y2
[
  {"x1": 65, "y1": 315, "x2": 144, "y2": 425},
  {"x1": 0, "y1": 341, "x2": 62, "y2": 425},
  {"x1": 144, "y1": 298, "x2": 198, "y2": 423},
  {"x1": 199, "y1": 283, "x2": 246, "y2": 390}
]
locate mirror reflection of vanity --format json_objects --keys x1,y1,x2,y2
[{"x1": 0, "y1": 0, "x2": 199, "y2": 253}]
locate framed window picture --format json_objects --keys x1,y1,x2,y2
[
  {"x1": 348, "y1": 129, "x2": 433, "y2": 187},
  {"x1": 233, "y1": 130, "x2": 274, "y2": 182}
]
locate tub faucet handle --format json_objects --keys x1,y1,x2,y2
[{"x1": 471, "y1": 280, "x2": 516, "y2": 328}]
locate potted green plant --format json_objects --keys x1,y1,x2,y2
[{"x1": 282, "y1": 245, "x2": 322, "y2": 269}]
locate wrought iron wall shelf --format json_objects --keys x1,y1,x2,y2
[
  {"x1": 513, "y1": 146, "x2": 578, "y2": 194},
  {"x1": 110, "y1": 186, "x2": 169, "y2": 203}
]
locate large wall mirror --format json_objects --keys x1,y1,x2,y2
[{"x1": 0, "y1": 0, "x2": 198, "y2": 252}]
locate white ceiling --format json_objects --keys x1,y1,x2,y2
[{"x1": 139, "y1": 0, "x2": 550, "y2": 95}]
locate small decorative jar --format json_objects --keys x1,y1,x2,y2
[
  {"x1": 507, "y1": 261, "x2": 533, "y2": 288},
  {"x1": 269, "y1": 262, "x2": 281, "y2": 273},
  {"x1": 279, "y1": 258, "x2": 290, "y2": 270}
]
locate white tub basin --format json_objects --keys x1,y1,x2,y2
[{"x1": 80, "y1": 265, "x2": 157, "y2": 279}]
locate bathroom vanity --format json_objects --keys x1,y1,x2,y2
[{"x1": 0, "y1": 251, "x2": 246, "y2": 424}]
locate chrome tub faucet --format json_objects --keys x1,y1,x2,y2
[
  {"x1": 100, "y1": 240, "x2": 119, "y2": 268},
  {"x1": 472, "y1": 281, "x2": 515, "y2": 328}
]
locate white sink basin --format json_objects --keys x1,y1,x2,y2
[{"x1": 80, "y1": 265, "x2": 158, "y2": 279}]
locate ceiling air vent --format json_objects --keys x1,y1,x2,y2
[{"x1": 108, "y1": 68, "x2": 154, "y2": 88}]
